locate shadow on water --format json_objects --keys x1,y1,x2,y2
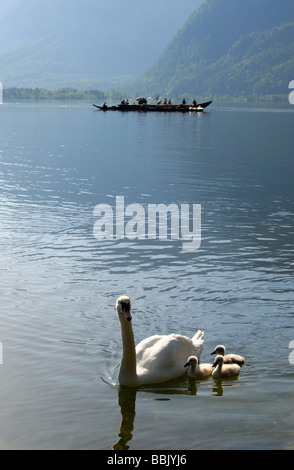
[{"x1": 111, "y1": 375, "x2": 240, "y2": 450}]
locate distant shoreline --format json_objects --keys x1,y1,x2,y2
[
  {"x1": 3, "y1": 87, "x2": 125, "y2": 102},
  {"x1": 2, "y1": 87, "x2": 288, "y2": 103}
]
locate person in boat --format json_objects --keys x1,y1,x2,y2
[
  {"x1": 102, "y1": 102, "x2": 107, "y2": 109},
  {"x1": 137, "y1": 97, "x2": 147, "y2": 105},
  {"x1": 182, "y1": 98, "x2": 186, "y2": 105},
  {"x1": 193, "y1": 99, "x2": 198, "y2": 106},
  {"x1": 168, "y1": 99, "x2": 172, "y2": 104},
  {"x1": 164, "y1": 98, "x2": 167, "y2": 104}
]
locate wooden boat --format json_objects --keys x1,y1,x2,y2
[
  {"x1": 93, "y1": 104, "x2": 118, "y2": 111},
  {"x1": 93, "y1": 100, "x2": 212, "y2": 113},
  {"x1": 144, "y1": 101, "x2": 211, "y2": 112}
]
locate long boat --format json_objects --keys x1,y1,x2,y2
[
  {"x1": 93, "y1": 104, "x2": 119, "y2": 111},
  {"x1": 93, "y1": 100, "x2": 212, "y2": 113}
]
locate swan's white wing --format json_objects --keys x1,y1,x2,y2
[
  {"x1": 191, "y1": 330, "x2": 204, "y2": 359},
  {"x1": 192, "y1": 329, "x2": 204, "y2": 343},
  {"x1": 134, "y1": 331, "x2": 205, "y2": 385},
  {"x1": 136, "y1": 335, "x2": 164, "y2": 362},
  {"x1": 136, "y1": 334, "x2": 193, "y2": 371}
]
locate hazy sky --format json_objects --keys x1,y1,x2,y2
[
  {"x1": 0, "y1": 0, "x2": 204, "y2": 83},
  {"x1": 0, "y1": 0, "x2": 20, "y2": 18},
  {"x1": 0, "y1": 0, "x2": 200, "y2": 20}
]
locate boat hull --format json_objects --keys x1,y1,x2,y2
[{"x1": 93, "y1": 101, "x2": 212, "y2": 113}]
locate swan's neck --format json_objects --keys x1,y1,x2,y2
[
  {"x1": 118, "y1": 314, "x2": 137, "y2": 386},
  {"x1": 215, "y1": 362, "x2": 223, "y2": 376},
  {"x1": 190, "y1": 366, "x2": 197, "y2": 377}
]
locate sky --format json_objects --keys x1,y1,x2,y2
[
  {"x1": 0, "y1": 0, "x2": 20, "y2": 18},
  {"x1": 0, "y1": 0, "x2": 204, "y2": 84},
  {"x1": 0, "y1": 0, "x2": 200, "y2": 20}
]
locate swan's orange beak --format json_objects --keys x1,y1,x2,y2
[{"x1": 122, "y1": 303, "x2": 132, "y2": 321}]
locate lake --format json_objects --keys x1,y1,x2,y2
[{"x1": 0, "y1": 100, "x2": 293, "y2": 450}]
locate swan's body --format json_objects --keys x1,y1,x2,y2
[
  {"x1": 184, "y1": 356, "x2": 212, "y2": 379},
  {"x1": 211, "y1": 345, "x2": 245, "y2": 366},
  {"x1": 212, "y1": 355, "x2": 240, "y2": 378},
  {"x1": 116, "y1": 296, "x2": 204, "y2": 387}
]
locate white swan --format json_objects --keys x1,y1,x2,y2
[
  {"x1": 211, "y1": 344, "x2": 245, "y2": 366},
  {"x1": 184, "y1": 355, "x2": 212, "y2": 379},
  {"x1": 212, "y1": 355, "x2": 240, "y2": 379},
  {"x1": 116, "y1": 295, "x2": 204, "y2": 387}
]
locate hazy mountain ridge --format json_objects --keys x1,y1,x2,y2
[
  {"x1": 0, "y1": 0, "x2": 203, "y2": 89},
  {"x1": 1, "y1": 0, "x2": 293, "y2": 98}
]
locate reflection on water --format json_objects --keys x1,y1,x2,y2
[
  {"x1": 112, "y1": 387, "x2": 137, "y2": 450},
  {"x1": 0, "y1": 103, "x2": 293, "y2": 449},
  {"x1": 112, "y1": 376, "x2": 241, "y2": 450}
]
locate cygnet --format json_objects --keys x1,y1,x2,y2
[
  {"x1": 211, "y1": 344, "x2": 245, "y2": 366},
  {"x1": 184, "y1": 355, "x2": 213, "y2": 379},
  {"x1": 212, "y1": 355, "x2": 240, "y2": 378}
]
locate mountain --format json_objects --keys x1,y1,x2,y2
[
  {"x1": 0, "y1": 0, "x2": 203, "y2": 89},
  {"x1": 132, "y1": 0, "x2": 294, "y2": 99}
]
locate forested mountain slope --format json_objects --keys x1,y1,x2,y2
[{"x1": 132, "y1": 0, "x2": 294, "y2": 99}]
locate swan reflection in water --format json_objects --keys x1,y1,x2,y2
[
  {"x1": 112, "y1": 291, "x2": 240, "y2": 449},
  {"x1": 111, "y1": 376, "x2": 240, "y2": 450},
  {"x1": 112, "y1": 386, "x2": 137, "y2": 450}
]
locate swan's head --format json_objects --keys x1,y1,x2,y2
[
  {"x1": 211, "y1": 345, "x2": 226, "y2": 356},
  {"x1": 116, "y1": 296, "x2": 132, "y2": 321},
  {"x1": 184, "y1": 356, "x2": 198, "y2": 369},
  {"x1": 212, "y1": 355, "x2": 224, "y2": 368}
]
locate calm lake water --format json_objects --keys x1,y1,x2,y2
[{"x1": 0, "y1": 101, "x2": 293, "y2": 450}]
